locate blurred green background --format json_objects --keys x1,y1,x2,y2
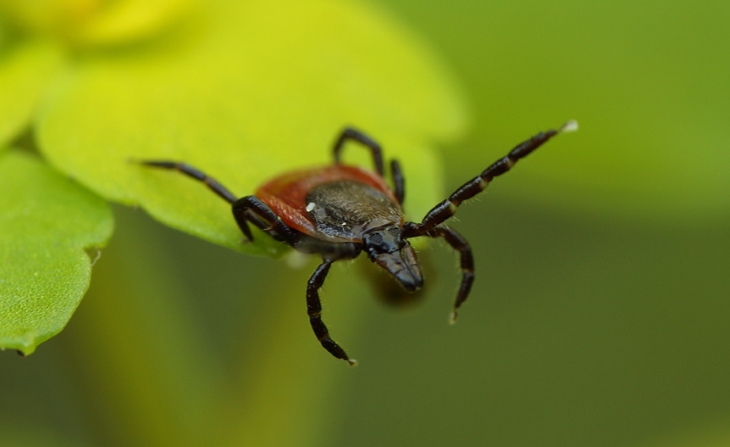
[{"x1": 2, "y1": 0, "x2": 729, "y2": 446}]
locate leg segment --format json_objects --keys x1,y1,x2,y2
[
  {"x1": 404, "y1": 121, "x2": 576, "y2": 236},
  {"x1": 232, "y1": 196, "x2": 298, "y2": 243},
  {"x1": 240, "y1": 209, "x2": 287, "y2": 242},
  {"x1": 137, "y1": 160, "x2": 238, "y2": 204},
  {"x1": 390, "y1": 159, "x2": 405, "y2": 205},
  {"x1": 137, "y1": 160, "x2": 294, "y2": 243},
  {"x1": 307, "y1": 260, "x2": 357, "y2": 365},
  {"x1": 427, "y1": 226, "x2": 474, "y2": 324},
  {"x1": 333, "y1": 127, "x2": 384, "y2": 176}
]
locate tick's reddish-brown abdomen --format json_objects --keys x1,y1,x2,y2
[{"x1": 256, "y1": 165, "x2": 399, "y2": 241}]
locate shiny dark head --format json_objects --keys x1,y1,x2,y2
[{"x1": 364, "y1": 226, "x2": 424, "y2": 291}]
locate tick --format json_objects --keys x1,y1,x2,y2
[{"x1": 139, "y1": 121, "x2": 577, "y2": 365}]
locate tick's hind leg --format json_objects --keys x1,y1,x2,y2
[
  {"x1": 307, "y1": 260, "x2": 356, "y2": 366},
  {"x1": 332, "y1": 127, "x2": 384, "y2": 176},
  {"x1": 137, "y1": 160, "x2": 238, "y2": 204}
]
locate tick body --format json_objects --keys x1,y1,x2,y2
[{"x1": 139, "y1": 122, "x2": 577, "y2": 365}]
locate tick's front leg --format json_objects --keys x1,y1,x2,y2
[{"x1": 306, "y1": 260, "x2": 357, "y2": 366}]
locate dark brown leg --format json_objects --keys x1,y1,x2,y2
[
  {"x1": 404, "y1": 121, "x2": 577, "y2": 236},
  {"x1": 138, "y1": 160, "x2": 295, "y2": 244},
  {"x1": 307, "y1": 260, "x2": 357, "y2": 366},
  {"x1": 426, "y1": 226, "x2": 474, "y2": 324},
  {"x1": 390, "y1": 159, "x2": 405, "y2": 205},
  {"x1": 136, "y1": 160, "x2": 238, "y2": 204},
  {"x1": 232, "y1": 196, "x2": 297, "y2": 244},
  {"x1": 240, "y1": 208, "x2": 287, "y2": 242},
  {"x1": 333, "y1": 127, "x2": 384, "y2": 176}
]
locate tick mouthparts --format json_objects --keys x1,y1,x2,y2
[{"x1": 373, "y1": 244, "x2": 424, "y2": 292}]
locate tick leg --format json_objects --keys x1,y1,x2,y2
[
  {"x1": 427, "y1": 226, "x2": 474, "y2": 324},
  {"x1": 232, "y1": 196, "x2": 298, "y2": 243},
  {"x1": 333, "y1": 127, "x2": 384, "y2": 176},
  {"x1": 390, "y1": 159, "x2": 405, "y2": 205},
  {"x1": 307, "y1": 260, "x2": 357, "y2": 366},
  {"x1": 404, "y1": 121, "x2": 577, "y2": 236},
  {"x1": 136, "y1": 160, "x2": 238, "y2": 204},
  {"x1": 241, "y1": 210, "x2": 287, "y2": 242}
]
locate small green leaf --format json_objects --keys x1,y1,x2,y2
[
  {"x1": 36, "y1": 0, "x2": 467, "y2": 255},
  {"x1": 0, "y1": 37, "x2": 64, "y2": 147},
  {"x1": 0, "y1": 150, "x2": 113, "y2": 355}
]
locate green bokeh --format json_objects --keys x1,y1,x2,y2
[
  {"x1": 2, "y1": 0, "x2": 729, "y2": 446},
  {"x1": 385, "y1": 0, "x2": 730, "y2": 221}
]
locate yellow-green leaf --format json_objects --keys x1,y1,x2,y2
[
  {"x1": 0, "y1": 37, "x2": 64, "y2": 147},
  {"x1": 36, "y1": 0, "x2": 467, "y2": 255},
  {"x1": 0, "y1": 0, "x2": 191, "y2": 47},
  {"x1": 0, "y1": 150, "x2": 113, "y2": 355}
]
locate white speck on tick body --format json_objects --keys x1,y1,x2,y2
[{"x1": 306, "y1": 202, "x2": 316, "y2": 212}]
